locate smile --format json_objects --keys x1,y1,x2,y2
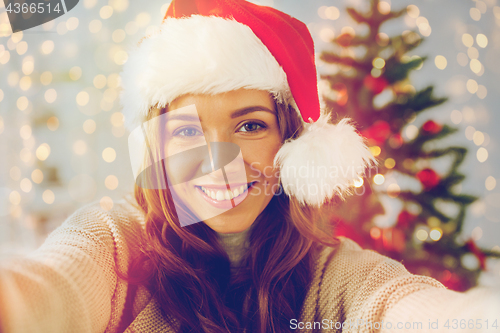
[{"x1": 194, "y1": 181, "x2": 258, "y2": 209}]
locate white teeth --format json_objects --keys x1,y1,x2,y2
[
  {"x1": 199, "y1": 184, "x2": 253, "y2": 201},
  {"x1": 216, "y1": 190, "x2": 224, "y2": 201}
]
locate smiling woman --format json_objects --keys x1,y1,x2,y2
[
  {"x1": 0, "y1": 0, "x2": 499, "y2": 332},
  {"x1": 163, "y1": 90, "x2": 283, "y2": 234}
]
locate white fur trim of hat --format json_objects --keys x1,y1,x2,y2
[{"x1": 120, "y1": 15, "x2": 376, "y2": 207}]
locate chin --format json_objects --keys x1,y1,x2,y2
[{"x1": 203, "y1": 210, "x2": 256, "y2": 234}]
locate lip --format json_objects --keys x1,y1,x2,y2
[
  {"x1": 195, "y1": 181, "x2": 257, "y2": 209},
  {"x1": 195, "y1": 182, "x2": 250, "y2": 191}
]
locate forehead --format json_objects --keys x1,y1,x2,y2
[{"x1": 167, "y1": 89, "x2": 275, "y2": 114}]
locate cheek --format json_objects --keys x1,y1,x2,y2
[{"x1": 241, "y1": 138, "x2": 282, "y2": 176}]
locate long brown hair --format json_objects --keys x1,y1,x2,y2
[{"x1": 119, "y1": 98, "x2": 338, "y2": 332}]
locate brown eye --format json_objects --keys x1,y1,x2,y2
[{"x1": 239, "y1": 122, "x2": 265, "y2": 133}]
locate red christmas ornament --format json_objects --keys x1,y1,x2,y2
[
  {"x1": 397, "y1": 210, "x2": 416, "y2": 228},
  {"x1": 466, "y1": 239, "x2": 486, "y2": 270},
  {"x1": 363, "y1": 74, "x2": 389, "y2": 94},
  {"x1": 360, "y1": 120, "x2": 391, "y2": 145},
  {"x1": 422, "y1": 120, "x2": 443, "y2": 134},
  {"x1": 416, "y1": 168, "x2": 440, "y2": 190}
]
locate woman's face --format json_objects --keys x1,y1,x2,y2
[{"x1": 164, "y1": 89, "x2": 282, "y2": 234}]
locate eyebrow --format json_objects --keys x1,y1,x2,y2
[
  {"x1": 165, "y1": 106, "x2": 275, "y2": 122},
  {"x1": 231, "y1": 106, "x2": 275, "y2": 119},
  {"x1": 165, "y1": 114, "x2": 200, "y2": 121}
]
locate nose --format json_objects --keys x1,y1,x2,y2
[{"x1": 201, "y1": 142, "x2": 241, "y2": 175}]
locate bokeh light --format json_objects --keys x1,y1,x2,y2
[
  {"x1": 47, "y1": 116, "x2": 59, "y2": 131},
  {"x1": 467, "y1": 47, "x2": 479, "y2": 59},
  {"x1": 450, "y1": 110, "x2": 462, "y2": 124},
  {"x1": 100, "y1": 196, "x2": 114, "y2": 211},
  {"x1": 112, "y1": 29, "x2": 126, "y2": 43},
  {"x1": 76, "y1": 91, "x2": 90, "y2": 106},
  {"x1": 102, "y1": 147, "x2": 116, "y2": 163},
  {"x1": 73, "y1": 140, "x2": 88, "y2": 155},
  {"x1": 405, "y1": 124, "x2": 418, "y2": 140},
  {"x1": 40, "y1": 71, "x2": 53, "y2": 85},
  {"x1": 31, "y1": 169, "x2": 44, "y2": 184},
  {"x1": 93, "y1": 74, "x2": 107, "y2": 89},
  {"x1": 20, "y1": 178, "x2": 32, "y2": 193},
  {"x1": 17, "y1": 96, "x2": 29, "y2": 111},
  {"x1": 416, "y1": 228, "x2": 428, "y2": 241},
  {"x1": 19, "y1": 125, "x2": 32, "y2": 140},
  {"x1": 429, "y1": 228, "x2": 442, "y2": 241},
  {"x1": 374, "y1": 174, "x2": 385, "y2": 185},
  {"x1": 83, "y1": 119, "x2": 97, "y2": 134},
  {"x1": 466, "y1": 79, "x2": 478, "y2": 94},
  {"x1": 485, "y1": 176, "x2": 496, "y2": 191},
  {"x1": 69, "y1": 66, "x2": 82, "y2": 80},
  {"x1": 473, "y1": 131, "x2": 485, "y2": 146},
  {"x1": 110, "y1": 112, "x2": 124, "y2": 127},
  {"x1": 477, "y1": 147, "x2": 488, "y2": 162},
  {"x1": 435, "y1": 55, "x2": 447, "y2": 70},
  {"x1": 89, "y1": 19, "x2": 102, "y2": 33},
  {"x1": 407, "y1": 5, "x2": 419, "y2": 18},
  {"x1": 105, "y1": 175, "x2": 119, "y2": 190},
  {"x1": 9, "y1": 191, "x2": 21, "y2": 205},
  {"x1": 36, "y1": 143, "x2": 51, "y2": 161},
  {"x1": 462, "y1": 34, "x2": 474, "y2": 47},
  {"x1": 353, "y1": 177, "x2": 364, "y2": 188},
  {"x1": 476, "y1": 34, "x2": 488, "y2": 48},
  {"x1": 66, "y1": 17, "x2": 79, "y2": 31},
  {"x1": 45, "y1": 89, "x2": 57, "y2": 103},
  {"x1": 42, "y1": 190, "x2": 55, "y2": 204},
  {"x1": 100, "y1": 5, "x2": 113, "y2": 19},
  {"x1": 41, "y1": 40, "x2": 54, "y2": 55}
]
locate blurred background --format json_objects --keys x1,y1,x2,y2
[{"x1": 0, "y1": 0, "x2": 499, "y2": 289}]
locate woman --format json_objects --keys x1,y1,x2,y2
[{"x1": 0, "y1": 0, "x2": 499, "y2": 332}]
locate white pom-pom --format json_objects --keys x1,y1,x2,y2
[{"x1": 274, "y1": 114, "x2": 376, "y2": 206}]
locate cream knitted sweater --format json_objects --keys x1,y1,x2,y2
[{"x1": 0, "y1": 198, "x2": 499, "y2": 333}]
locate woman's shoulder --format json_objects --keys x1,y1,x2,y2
[
  {"x1": 313, "y1": 236, "x2": 443, "y2": 288},
  {"x1": 48, "y1": 193, "x2": 146, "y2": 248}
]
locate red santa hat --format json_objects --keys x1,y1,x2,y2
[{"x1": 120, "y1": 0, "x2": 375, "y2": 207}]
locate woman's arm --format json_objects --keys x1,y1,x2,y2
[
  {"x1": 380, "y1": 283, "x2": 500, "y2": 333},
  {"x1": 0, "y1": 202, "x2": 133, "y2": 333},
  {"x1": 312, "y1": 237, "x2": 500, "y2": 333}
]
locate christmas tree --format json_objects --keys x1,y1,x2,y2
[{"x1": 323, "y1": 0, "x2": 500, "y2": 291}]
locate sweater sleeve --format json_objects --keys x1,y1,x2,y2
[
  {"x1": 315, "y1": 237, "x2": 500, "y2": 333},
  {"x1": 0, "y1": 201, "x2": 139, "y2": 333}
]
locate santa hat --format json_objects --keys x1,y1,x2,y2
[{"x1": 120, "y1": 0, "x2": 375, "y2": 207}]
